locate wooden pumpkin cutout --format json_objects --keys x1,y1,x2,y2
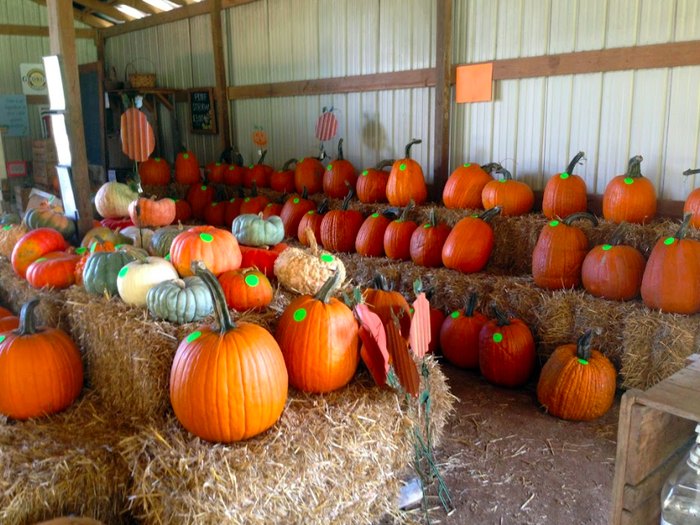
[{"x1": 120, "y1": 106, "x2": 155, "y2": 162}]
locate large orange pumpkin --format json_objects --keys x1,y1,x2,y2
[
  {"x1": 355, "y1": 210, "x2": 393, "y2": 257},
  {"x1": 537, "y1": 331, "x2": 616, "y2": 421},
  {"x1": 243, "y1": 150, "x2": 273, "y2": 189},
  {"x1": 319, "y1": 191, "x2": 364, "y2": 253},
  {"x1": 280, "y1": 187, "x2": 316, "y2": 238},
  {"x1": 439, "y1": 293, "x2": 488, "y2": 369},
  {"x1": 170, "y1": 262, "x2": 288, "y2": 443},
  {"x1": 0, "y1": 298, "x2": 84, "y2": 420},
  {"x1": 386, "y1": 139, "x2": 427, "y2": 206},
  {"x1": 174, "y1": 149, "x2": 201, "y2": 185},
  {"x1": 169, "y1": 226, "x2": 242, "y2": 277},
  {"x1": 441, "y1": 207, "x2": 501, "y2": 273},
  {"x1": 275, "y1": 271, "x2": 359, "y2": 394},
  {"x1": 541, "y1": 151, "x2": 588, "y2": 220},
  {"x1": 323, "y1": 138, "x2": 357, "y2": 199},
  {"x1": 294, "y1": 156, "x2": 325, "y2": 195},
  {"x1": 481, "y1": 167, "x2": 534, "y2": 217},
  {"x1": 383, "y1": 201, "x2": 418, "y2": 261},
  {"x1": 270, "y1": 159, "x2": 297, "y2": 193},
  {"x1": 139, "y1": 157, "x2": 171, "y2": 186},
  {"x1": 11, "y1": 227, "x2": 69, "y2": 279},
  {"x1": 409, "y1": 208, "x2": 451, "y2": 268},
  {"x1": 602, "y1": 155, "x2": 656, "y2": 224},
  {"x1": 356, "y1": 160, "x2": 393, "y2": 204},
  {"x1": 442, "y1": 162, "x2": 499, "y2": 210},
  {"x1": 297, "y1": 200, "x2": 329, "y2": 247}
]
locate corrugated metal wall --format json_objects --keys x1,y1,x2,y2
[
  {"x1": 226, "y1": 0, "x2": 437, "y2": 176},
  {"x1": 0, "y1": 0, "x2": 96, "y2": 161},
  {"x1": 452, "y1": 0, "x2": 700, "y2": 200}
]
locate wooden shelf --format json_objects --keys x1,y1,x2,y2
[{"x1": 610, "y1": 355, "x2": 700, "y2": 525}]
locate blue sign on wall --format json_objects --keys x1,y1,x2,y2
[{"x1": 0, "y1": 95, "x2": 29, "y2": 137}]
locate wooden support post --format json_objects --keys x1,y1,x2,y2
[
  {"x1": 46, "y1": 0, "x2": 94, "y2": 239},
  {"x1": 211, "y1": 0, "x2": 231, "y2": 153},
  {"x1": 432, "y1": 0, "x2": 452, "y2": 202}
]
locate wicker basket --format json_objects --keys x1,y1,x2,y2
[{"x1": 125, "y1": 61, "x2": 156, "y2": 89}]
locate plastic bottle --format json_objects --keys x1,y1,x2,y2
[{"x1": 660, "y1": 423, "x2": 700, "y2": 524}]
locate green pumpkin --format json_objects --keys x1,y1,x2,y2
[
  {"x1": 148, "y1": 225, "x2": 185, "y2": 257},
  {"x1": 24, "y1": 204, "x2": 76, "y2": 240},
  {"x1": 146, "y1": 276, "x2": 214, "y2": 324},
  {"x1": 232, "y1": 213, "x2": 284, "y2": 247},
  {"x1": 83, "y1": 251, "x2": 136, "y2": 296}
]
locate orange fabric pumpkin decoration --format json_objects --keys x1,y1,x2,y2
[
  {"x1": 355, "y1": 210, "x2": 394, "y2": 257},
  {"x1": 319, "y1": 191, "x2": 364, "y2": 253},
  {"x1": 170, "y1": 262, "x2": 288, "y2": 443},
  {"x1": 442, "y1": 162, "x2": 499, "y2": 210},
  {"x1": 297, "y1": 200, "x2": 329, "y2": 246},
  {"x1": 481, "y1": 167, "x2": 534, "y2": 217},
  {"x1": 537, "y1": 330, "x2": 616, "y2": 421},
  {"x1": 244, "y1": 150, "x2": 273, "y2": 189},
  {"x1": 409, "y1": 208, "x2": 451, "y2": 267},
  {"x1": 0, "y1": 298, "x2": 83, "y2": 420},
  {"x1": 26, "y1": 251, "x2": 81, "y2": 290},
  {"x1": 175, "y1": 149, "x2": 201, "y2": 185},
  {"x1": 128, "y1": 196, "x2": 176, "y2": 228},
  {"x1": 439, "y1": 293, "x2": 488, "y2": 369},
  {"x1": 294, "y1": 156, "x2": 325, "y2": 195},
  {"x1": 218, "y1": 268, "x2": 273, "y2": 311},
  {"x1": 356, "y1": 160, "x2": 393, "y2": 204},
  {"x1": 478, "y1": 307, "x2": 535, "y2": 388},
  {"x1": 323, "y1": 138, "x2": 357, "y2": 198},
  {"x1": 386, "y1": 139, "x2": 427, "y2": 206},
  {"x1": 602, "y1": 155, "x2": 656, "y2": 224},
  {"x1": 532, "y1": 212, "x2": 597, "y2": 290},
  {"x1": 581, "y1": 223, "x2": 646, "y2": 301},
  {"x1": 275, "y1": 271, "x2": 360, "y2": 394},
  {"x1": 11, "y1": 227, "x2": 69, "y2": 279},
  {"x1": 270, "y1": 159, "x2": 297, "y2": 193},
  {"x1": 640, "y1": 213, "x2": 700, "y2": 314},
  {"x1": 682, "y1": 168, "x2": 700, "y2": 228},
  {"x1": 169, "y1": 226, "x2": 242, "y2": 277},
  {"x1": 139, "y1": 157, "x2": 171, "y2": 186},
  {"x1": 383, "y1": 202, "x2": 418, "y2": 261},
  {"x1": 280, "y1": 187, "x2": 316, "y2": 238},
  {"x1": 441, "y1": 207, "x2": 501, "y2": 273},
  {"x1": 542, "y1": 151, "x2": 588, "y2": 219}
]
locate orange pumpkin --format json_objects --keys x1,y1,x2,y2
[
  {"x1": 169, "y1": 226, "x2": 242, "y2": 277},
  {"x1": 218, "y1": 268, "x2": 273, "y2": 311},
  {"x1": 541, "y1": 152, "x2": 588, "y2": 220},
  {"x1": 11, "y1": 228, "x2": 69, "y2": 279},
  {"x1": 294, "y1": 157, "x2": 325, "y2": 195},
  {"x1": 355, "y1": 210, "x2": 394, "y2": 257},
  {"x1": 409, "y1": 208, "x2": 451, "y2": 268},
  {"x1": 280, "y1": 187, "x2": 316, "y2": 238},
  {"x1": 244, "y1": 150, "x2": 273, "y2": 189},
  {"x1": 205, "y1": 160, "x2": 227, "y2": 184},
  {"x1": 362, "y1": 274, "x2": 411, "y2": 331},
  {"x1": 356, "y1": 160, "x2": 393, "y2": 204},
  {"x1": 681, "y1": 168, "x2": 700, "y2": 228},
  {"x1": 440, "y1": 293, "x2": 488, "y2": 369},
  {"x1": 383, "y1": 201, "x2": 418, "y2": 261},
  {"x1": 297, "y1": 200, "x2": 329, "y2": 247},
  {"x1": 128, "y1": 196, "x2": 176, "y2": 228},
  {"x1": 172, "y1": 199, "x2": 193, "y2": 224},
  {"x1": 186, "y1": 183, "x2": 215, "y2": 220},
  {"x1": 139, "y1": 157, "x2": 171, "y2": 186},
  {"x1": 441, "y1": 207, "x2": 501, "y2": 273},
  {"x1": 174, "y1": 149, "x2": 201, "y2": 184},
  {"x1": 275, "y1": 272, "x2": 359, "y2": 393},
  {"x1": 238, "y1": 184, "x2": 269, "y2": 215},
  {"x1": 203, "y1": 201, "x2": 226, "y2": 227},
  {"x1": 323, "y1": 138, "x2": 357, "y2": 198},
  {"x1": 319, "y1": 191, "x2": 364, "y2": 253},
  {"x1": 26, "y1": 251, "x2": 81, "y2": 290},
  {"x1": 386, "y1": 139, "x2": 427, "y2": 206},
  {"x1": 0, "y1": 298, "x2": 84, "y2": 420},
  {"x1": 481, "y1": 167, "x2": 534, "y2": 217},
  {"x1": 602, "y1": 155, "x2": 656, "y2": 224},
  {"x1": 537, "y1": 331, "x2": 616, "y2": 421},
  {"x1": 442, "y1": 162, "x2": 499, "y2": 210},
  {"x1": 270, "y1": 159, "x2": 297, "y2": 193}
]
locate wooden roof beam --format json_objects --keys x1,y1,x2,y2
[
  {"x1": 30, "y1": 0, "x2": 114, "y2": 28},
  {"x1": 74, "y1": 0, "x2": 134, "y2": 22}
]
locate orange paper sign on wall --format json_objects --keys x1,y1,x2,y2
[{"x1": 455, "y1": 63, "x2": 494, "y2": 103}]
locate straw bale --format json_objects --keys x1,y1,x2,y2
[
  {"x1": 0, "y1": 393, "x2": 133, "y2": 525},
  {"x1": 121, "y1": 359, "x2": 453, "y2": 525},
  {"x1": 0, "y1": 257, "x2": 69, "y2": 330}
]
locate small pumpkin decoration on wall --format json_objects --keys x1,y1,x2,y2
[
  {"x1": 0, "y1": 298, "x2": 84, "y2": 420},
  {"x1": 537, "y1": 330, "x2": 616, "y2": 421}
]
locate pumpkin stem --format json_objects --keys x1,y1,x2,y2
[
  {"x1": 480, "y1": 162, "x2": 502, "y2": 174},
  {"x1": 682, "y1": 168, "x2": 700, "y2": 177},
  {"x1": 675, "y1": 213, "x2": 693, "y2": 240},
  {"x1": 317, "y1": 199, "x2": 329, "y2": 214},
  {"x1": 494, "y1": 167, "x2": 513, "y2": 181},
  {"x1": 576, "y1": 330, "x2": 594, "y2": 362},
  {"x1": 425, "y1": 208, "x2": 437, "y2": 228},
  {"x1": 564, "y1": 151, "x2": 586, "y2": 175},
  {"x1": 219, "y1": 146, "x2": 233, "y2": 164},
  {"x1": 191, "y1": 260, "x2": 236, "y2": 333},
  {"x1": 375, "y1": 159, "x2": 395, "y2": 170},
  {"x1": 479, "y1": 206, "x2": 502, "y2": 223},
  {"x1": 465, "y1": 292, "x2": 478, "y2": 317},
  {"x1": 372, "y1": 273, "x2": 391, "y2": 292},
  {"x1": 250, "y1": 181, "x2": 258, "y2": 197},
  {"x1": 337, "y1": 138, "x2": 345, "y2": 161},
  {"x1": 257, "y1": 149, "x2": 268, "y2": 165},
  {"x1": 398, "y1": 200, "x2": 415, "y2": 222},
  {"x1": 563, "y1": 211, "x2": 598, "y2": 228},
  {"x1": 492, "y1": 305, "x2": 511, "y2": 327},
  {"x1": 608, "y1": 222, "x2": 628, "y2": 246},
  {"x1": 282, "y1": 158, "x2": 298, "y2": 171},
  {"x1": 404, "y1": 139, "x2": 422, "y2": 159},
  {"x1": 16, "y1": 298, "x2": 42, "y2": 336},
  {"x1": 341, "y1": 188, "x2": 355, "y2": 210},
  {"x1": 626, "y1": 155, "x2": 644, "y2": 178},
  {"x1": 304, "y1": 227, "x2": 319, "y2": 255},
  {"x1": 233, "y1": 151, "x2": 244, "y2": 167},
  {"x1": 301, "y1": 186, "x2": 309, "y2": 200},
  {"x1": 314, "y1": 270, "x2": 342, "y2": 303}
]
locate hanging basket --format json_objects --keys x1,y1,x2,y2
[{"x1": 125, "y1": 59, "x2": 156, "y2": 89}]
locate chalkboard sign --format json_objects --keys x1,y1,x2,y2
[
  {"x1": 188, "y1": 88, "x2": 217, "y2": 134},
  {"x1": 0, "y1": 95, "x2": 29, "y2": 137}
]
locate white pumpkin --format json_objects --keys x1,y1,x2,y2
[
  {"x1": 94, "y1": 182, "x2": 139, "y2": 219},
  {"x1": 117, "y1": 256, "x2": 179, "y2": 306}
]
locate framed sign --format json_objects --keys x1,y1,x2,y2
[{"x1": 188, "y1": 88, "x2": 217, "y2": 134}]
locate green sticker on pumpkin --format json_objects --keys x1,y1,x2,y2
[
  {"x1": 118, "y1": 266, "x2": 129, "y2": 278},
  {"x1": 409, "y1": 307, "x2": 414, "y2": 314},
  {"x1": 245, "y1": 274, "x2": 260, "y2": 287},
  {"x1": 327, "y1": 165, "x2": 333, "y2": 171},
  {"x1": 307, "y1": 210, "x2": 315, "y2": 215},
  {"x1": 199, "y1": 233, "x2": 214, "y2": 243},
  {"x1": 361, "y1": 170, "x2": 368, "y2": 176},
  {"x1": 423, "y1": 223, "x2": 431, "y2": 228},
  {"x1": 186, "y1": 331, "x2": 202, "y2": 342},
  {"x1": 215, "y1": 162, "x2": 221, "y2": 167},
  {"x1": 293, "y1": 198, "x2": 300, "y2": 204},
  {"x1": 249, "y1": 164, "x2": 254, "y2": 169},
  {"x1": 2, "y1": 225, "x2": 11, "y2": 231},
  {"x1": 602, "y1": 244, "x2": 612, "y2": 251},
  {"x1": 624, "y1": 177, "x2": 634, "y2": 185},
  {"x1": 0, "y1": 335, "x2": 5, "y2": 344},
  {"x1": 499, "y1": 179, "x2": 507, "y2": 183},
  {"x1": 399, "y1": 163, "x2": 407, "y2": 171},
  {"x1": 664, "y1": 237, "x2": 675, "y2": 246},
  {"x1": 492, "y1": 333, "x2": 503, "y2": 343},
  {"x1": 293, "y1": 308, "x2": 307, "y2": 322},
  {"x1": 244, "y1": 198, "x2": 251, "y2": 203},
  {"x1": 320, "y1": 254, "x2": 334, "y2": 263},
  {"x1": 183, "y1": 153, "x2": 189, "y2": 159},
  {"x1": 165, "y1": 254, "x2": 171, "y2": 261},
  {"x1": 115, "y1": 244, "x2": 124, "y2": 249},
  {"x1": 463, "y1": 163, "x2": 471, "y2": 168},
  {"x1": 371, "y1": 212, "x2": 379, "y2": 218},
  {"x1": 212, "y1": 202, "x2": 218, "y2": 207},
  {"x1": 34, "y1": 257, "x2": 47, "y2": 263},
  {"x1": 201, "y1": 185, "x2": 207, "y2": 190},
  {"x1": 230, "y1": 198, "x2": 236, "y2": 203},
  {"x1": 549, "y1": 220, "x2": 559, "y2": 227},
  {"x1": 155, "y1": 157, "x2": 161, "y2": 162},
  {"x1": 75, "y1": 247, "x2": 87, "y2": 255},
  {"x1": 450, "y1": 311, "x2": 460, "y2": 319},
  {"x1": 560, "y1": 172, "x2": 570, "y2": 179},
  {"x1": 578, "y1": 358, "x2": 589, "y2": 365}
]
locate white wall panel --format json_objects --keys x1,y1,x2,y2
[
  {"x1": 675, "y1": 0, "x2": 700, "y2": 40},
  {"x1": 569, "y1": 73, "x2": 603, "y2": 193},
  {"x1": 639, "y1": 0, "x2": 676, "y2": 44},
  {"x1": 573, "y1": 0, "x2": 607, "y2": 51}
]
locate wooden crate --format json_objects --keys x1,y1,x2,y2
[{"x1": 610, "y1": 354, "x2": 700, "y2": 525}]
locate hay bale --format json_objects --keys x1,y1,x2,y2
[
  {"x1": 0, "y1": 393, "x2": 133, "y2": 525},
  {"x1": 121, "y1": 360, "x2": 453, "y2": 525},
  {"x1": 0, "y1": 257, "x2": 68, "y2": 329}
]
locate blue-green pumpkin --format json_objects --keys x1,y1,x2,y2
[
  {"x1": 83, "y1": 251, "x2": 136, "y2": 296},
  {"x1": 146, "y1": 276, "x2": 214, "y2": 324},
  {"x1": 232, "y1": 213, "x2": 284, "y2": 247},
  {"x1": 148, "y1": 225, "x2": 186, "y2": 257}
]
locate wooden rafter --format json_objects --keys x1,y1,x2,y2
[
  {"x1": 74, "y1": 0, "x2": 134, "y2": 22},
  {"x1": 30, "y1": 0, "x2": 113, "y2": 28},
  {"x1": 0, "y1": 23, "x2": 95, "y2": 38}
]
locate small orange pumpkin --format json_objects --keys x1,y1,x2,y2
[
  {"x1": 174, "y1": 149, "x2": 201, "y2": 185},
  {"x1": 128, "y1": 196, "x2": 176, "y2": 228},
  {"x1": 541, "y1": 151, "x2": 588, "y2": 220},
  {"x1": 323, "y1": 138, "x2": 357, "y2": 198},
  {"x1": 386, "y1": 139, "x2": 427, "y2": 206},
  {"x1": 169, "y1": 226, "x2": 242, "y2": 277},
  {"x1": 682, "y1": 168, "x2": 700, "y2": 228},
  {"x1": 139, "y1": 157, "x2": 171, "y2": 186},
  {"x1": 481, "y1": 167, "x2": 534, "y2": 217},
  {"x1": 356, "y1": 160, "x2": 393, "y2": 204},
  {"x1": 602, "y1": 155, "x2": 656, "y2": 224},
  {"x1": 218, "y1": 268, "x2": 273, "y2": 311}
]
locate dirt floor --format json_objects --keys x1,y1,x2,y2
[{"x1": 403, "y1": 362, "x2": 620, "y2": 525}]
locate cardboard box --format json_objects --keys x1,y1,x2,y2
[
  {"x1": 32, "y1": 139, "x2": 58, "y2": 163},
  {"x1": 14, "y1": 186, "x2": 62, "y2": 216}
]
